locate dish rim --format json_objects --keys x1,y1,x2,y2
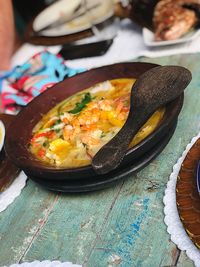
[
  {"x1": 5, "y1": 62, "x2": 184, "y2": 179},
  {"x1": 143, "y1": 27, "x2": 200, "y2": 47}
]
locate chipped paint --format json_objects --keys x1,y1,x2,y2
[
  {"x1": 127, "y1": 198, "x2": 150, "y2": 245},
  {"x1": 76, "y1": 216, "x2": 97, "y2": 257},
  {"x1": 111, "y1": 198, "x2": 150, "y2": 265},
  {"x1": 171, "y1": 247, "x2": 180, "y2": 265},
  {"x1": 145, "y1": 180, "x2": 160, "y2": 191},
  {"x1": 28, "y1": 226, "x2": 38, "y2": 235},
  {"x1": 11, "y1": 235, "x2": 34, "y2": 262},
  {"x1": 77, "y1": 234, "x2": 89, "y2": 258},
  {"x1": 108, "y1": 254, "x2": 122, "y2": 266},
  {"x1": 80, "y1": 216, "x2": 95, "y2": 229}
]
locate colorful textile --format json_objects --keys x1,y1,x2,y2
[{"x1": 1, "y1": 51, "x2": 85, "y2": 113}]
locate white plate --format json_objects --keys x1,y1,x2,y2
[
  {"x1": 143, "y1": 27, "x2": 200, "y2": 47},
  {"x1": 33, "y1": 0, "x2": 114, "y2": 37},
  {"x1": 33, "y1": 0, "x2": 82, "y2": 32}
]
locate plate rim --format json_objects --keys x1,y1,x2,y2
[{"x1": 143, "y1": 27, "x2": 200, "y2": 47}]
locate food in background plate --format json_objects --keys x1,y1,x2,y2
[
  {"x1": 116, "y1": 0, "x2": 200, "y2": 41},
  {"x1": 153, "y1": 0, "x2": 200, "y2": 41},
  {"x1": 30, "y1": 79, "x2": 165, "y2": 168},
  {"x1": 33, "y1": 0, "x2": 114, "y2": 37}
]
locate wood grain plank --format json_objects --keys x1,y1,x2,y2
[
  {"x1": 0, "y1": 180, "x2": 58, "y2": 266},
  {"x1": 21, "y1": 183, "x2": 123, "y2": 264},
  {"x1": 84, "y1": 154, "x2": 186, "y2": 266},
  {"x1": 0, "y1": 53, "x2": 199, "y2": 267}
]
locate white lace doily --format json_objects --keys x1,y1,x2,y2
[
  {"x1": 2, "y1": 260, "x2": 82, "y2": 267},
  {"x1": 163, "y1": 132, "x2": 200, "y2": 267},
  {"x1": 0, "y1": 171, "x2": 27, "y2": 213}
]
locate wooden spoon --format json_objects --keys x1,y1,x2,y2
[{"x1": 92, "y1": 65, "x2": 192, "y2": 175}]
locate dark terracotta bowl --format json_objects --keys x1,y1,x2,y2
[{"x1": 5, "y1": 62, "x2": 184, "y2": 180}]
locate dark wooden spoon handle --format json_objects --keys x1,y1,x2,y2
[
  {"x1": 92, "y1": 65, "x2": 192, "y2": 175},
  {"x1": 92, "y1": 108, "x2": 147, "y2": 175}
]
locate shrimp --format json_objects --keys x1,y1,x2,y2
[
  {"x1": 60, "y1": 112, "x2": 73, "y2": 124},
  {"x1": 153, "y1": 0, "x2": 200, "y2": 41},
  {"x1": 81, "y1": 130, "x2": 102, "y2": 158},
  {"x1": 98, "y1": 100, "x2": 113, "y2": 111},
  {"x1": 63, "y1": 125, "x2": 81, "y2": 143},
  {"x1": 63, "y1": 125, "x2": 74, "y2": 142},
  {"x1": 77, "y1": 109, "x2": 100, "y2": 126}
]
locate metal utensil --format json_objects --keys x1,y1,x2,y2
[{"x1": 92, "y1": 65, "x2": 192, "y2": 175}]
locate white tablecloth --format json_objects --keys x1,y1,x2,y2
[{"x1": 12, "y1": 19, "x2": 200, "y2": 70}]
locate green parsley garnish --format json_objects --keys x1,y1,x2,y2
[{"x1": 68, "y1": 93, "x2": 92, "y2": 114}]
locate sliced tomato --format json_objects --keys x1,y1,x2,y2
[
  {"x1": 31, "y1": 131, "x2": 55, "y2": 144},
  {"x1": 38, "y1": 148, "x2": 46, "y2": 158}
]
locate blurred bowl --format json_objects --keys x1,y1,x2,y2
[
  {"x1": 0, "y1": 120, "x2": 5, "y2": 152},
  {"x1": 0, "y1": 114, "x2": 21, "y2": 192},
  {"x1": 5, "y1": 62, "x2": 184, "y2": 180}
]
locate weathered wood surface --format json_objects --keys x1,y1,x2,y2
[{"x1": 0, "y1": 53, "x2": 200, "y2": 267}]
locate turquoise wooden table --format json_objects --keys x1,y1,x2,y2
[{"x1": 0, "y1": 53, "x2": 200, "y2": 267}]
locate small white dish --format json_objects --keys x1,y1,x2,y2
[
  {"x1": 0, "y1": 120, "x2": 5, "y2": 152},
  {"x1": 143, "y1": 27, "x2": 200, "y2": 47}
]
